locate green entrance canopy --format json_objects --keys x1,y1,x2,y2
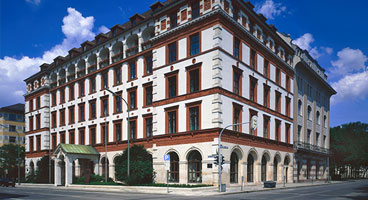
[{"x1": 54, "y1": 144, "x2": 100, "y2": 155}]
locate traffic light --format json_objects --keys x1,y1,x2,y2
[
  {"x1": 214, "y1": 155, "x2": 219, "y2": 165},
  {"x1": 221, "y1": 155, "x2": 225, "y2": 165}
]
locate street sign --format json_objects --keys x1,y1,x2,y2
[
  {"x1": 220, "y1": 145, "x2": 228, "y2": 149},
  {"x1": 208, "y1": 154, "x2": 217, "y2": 158},
  {"x1": 251, "y1": 115, "x2": 258, "y2": 130},
  {"x1": 164, "y1": 154, "x2": 170, "y2": 170}
]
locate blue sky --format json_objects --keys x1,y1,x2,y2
[{"x1": 1, "y1": 0, "x2": 367, "y2": 127}]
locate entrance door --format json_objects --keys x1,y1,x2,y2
[{"x1": 60, "y1": 160, "x2": 66, "y2": 186}]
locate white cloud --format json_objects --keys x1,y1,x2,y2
[
  {"x1": 330, "y1": 47, "x2": 367, "y2": 77},
  {"x1": 331, "y1": 69, "x2": 368, "y2": 104},
  {"x1": 0, "y1": 7, "x2": 100, "y2": 106},
  {"x1": 322, "y1": 47, "x2": 333, "y2": 55},
  {"x1": 98, "y1": 25, "x2": 110, "y2": 34},
  {"x1": 255, "y1": 0, "x2": 286, "y2": 20},
  {"x1": 293, "y1": 33, "x2": 324, "y2": 59},
  {"x1": 25, "y1": 0, "x2": 41, "y2": 6}
]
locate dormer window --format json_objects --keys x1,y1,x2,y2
[
  {"x1": 132, "y1": 19, "x2": 136, "y2": 26},
  {"x1": 83, "y1": 46, "x2": 86, "y2": 51},
  {"x1": 96, "y1": 38, "x2": 100, "y2": 44},
  {"x1": 113, "y1": 30, "x2": 117, "y2": 36}
]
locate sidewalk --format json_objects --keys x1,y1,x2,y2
[{"x1": 19, "y1": 181, "x2": 344, "y2": 196}]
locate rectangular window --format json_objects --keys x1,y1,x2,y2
[
  {"x1": 90, "y1": 126, "x2": 96, "y2": 145},
  {"x1": 250, "y1": 49, "x2": 256, "y2": 69},
  {"x1": 250, "y1": 77, "x2": 257, "y2": 102},
  {"x1": 234, "y1": 37, "x2": 240, "y2": 59},
  {"x1": 51, "y1": 112, "x2": 56, "y2": 128},
  {"x1": 145, "y1": 54, "x2": 153, "y2": 75},
  {"x1": 90, "y1": 76, "x2": 96, "y2": 93},
  {"x1": 29, "y1": 116, "x2": 34, "y2": 131},
  {"x1": 36, "y1": 135, "x2": 41, "y2": 151},
  {"x1": 69, "y1": 106, "x2": 75, "y2": 124},
  {"x1": 36, "y1": 96, "x2": 41, "y2": 109},
  {"x1": 79, "y1": 80, "x2": 85, "y2": 97},
  {"x1": 188, "y1": 67, "x2": 200, "y2": 93},
  {"x1": 166, "y1": 73, "x2": 178, "y2": 98},
  {"x1": 102, "y1": 72, "x2": 108, "y2": 89},
  {"x1": 145, "y1": 85, "x2": 153, "y2": 106},
  {"x1": 115, "y1": 94, "x2": 122, "y2": 113},
  {"x1": 204, "y1": 0, "x2": 211, "y2": 10},
  {"x1": 145, "y1": 117, "x2": 153, "y2": 138},
  {"x1": 285, "y1": 124, "x2": 290, "y2": 144},
  {"x1": 115, "y1": 122, "x2": 122, "y2": 142},
  {"x1": 233, "y1": 105, "x2": 241, "y2": 132},
  {"x1": 101, "y1": 98, "x2": 109, "y2": 117},
  {"x1": 9, "y1": 136, "x2": 16, "y2": 143},
  {"x1": 60, "y1": 88, "x2": 65, "y2": 103},
  {"x1": 275, "y1": 120, "x2": 281, "y2": 141},
  {"x1": 52, "y1": 92, "x2": 56, "y2": 106},
  {"x1": 60, "y1": 132, "x2": 65, "y2": 144},
  {"x1": 286, "y1": 75, "x2": 290, "y2": 91},
  {"x1": 114, "y1": 67, "x2": 122, "y2": 85},
  {"x1": 307, "y1": 129, "x2": 311, "y2": 144},
  {"x1": 264, "y1": 59, "x2": 269, "y2": 78},
  {"x1": 79, "y1": 128, "x2": 85, "y2": 145},
  {"x1": 69, "y1": 131, "x2": 75, "y2": 144},
  {"x1": 316, "y1": 132, "x2": 320, "y2": 146},
  {"x1": 190, "y1": 33, "x2": 200, "y2": 56},
  {"x1": 129, "y1": 119, "x2": 137, "y2": 140},
  {"x1": 276, "y1": 68, "x2": 280, "y2": 85},
  {"x1": 297, "y1": 125, "x2": 302, "y2": 142},
  {"x1": 233, "y1": 68, "x2": 242, "y2": 95},
  {"x1": 60, "y1": 109, "x2": 65, "y2": 126},
  {"x1": 101, "y1": 123, "x2": 109, "y2": 144},
  {"x1": 191, "y1": 1, "x2": 200, "y2": 19},
  {"x1": 263, "y1": 116, "x2": 270, "y2": 138},
  {"x1": 69, "y1": 84, "x2": 74, "y2": 101},
  {"x1": 263, "y1": 84, "x2": 270, "y2": 108},
  {"x1": 36, "y1": 114, "x2": 40, "y2": 129},
  {"x1": 170, "y1": 12, "x2": 177, "y2": 28},
  {"x1": 275, "y1": 91, "x2": 281, "y2": 112},
  {"x1": 128, "y1": 89, "x2": 137, "y2": 109},
  {"x1": 189, "y1": 106, "x2": 199, "y2": 131},
  {"x1": 9, "y1": 125, "x2": 16, "y2": 132},
  {"x1": 168, "y1": 42, "x2": 177, "y2": 63},
  {"x1": 52, "y1": 134, "x2": 57, "y2": 150},
  {"x1": 285, "y1": 97, "x2": 291, "y2": 117},
  {"x1": 30, "y1": 136, "x2": 34, "y2": 152},
  {"x1": 129, "y1": 61, "x2": 137, "y2": 80},
  {"x1": 168, "y1": 110, "x2": 177, "y2": 133},
  {"x1": 29, "y1": 99, "x2": 33, "y2": 111},
  {"x1": 90, "y1": 100, "x2": 96, "y2": 119},
  {"x1": 79, "y1": 103, "x2": 85, "y2": 121}
]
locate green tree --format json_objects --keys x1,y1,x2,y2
[
  {"x1": 330, "y1": 122, "x2": 368, "y2": 179},
  {"x1": 114, "y1": 145, "x2": 155, "y2": 185},
  {"x1": 0, "y1": 144, "x2": 25, "y2": 179}
]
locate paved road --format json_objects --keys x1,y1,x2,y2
[{"x1": 0, "y1": 180, "x2": 367, "y2": 199}]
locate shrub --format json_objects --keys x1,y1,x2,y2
[{"x1": 115, "y1": 145, "x2": 155, "y2": 185}]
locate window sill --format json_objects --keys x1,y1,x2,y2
[
  {"x1": 113, "y1": 83, "x2": 123, "y2": 87},
  {"x1": 142, "y1": 105, "x2": 152, "y2": 108},
  {"x1": 113, "y1": 112, "x2": 123, "y2": 115},
  {"x1": 127, "y1": 78, "x2": 138, "y2": 83},
  {"x1": 142, "y1": 73, "x2": 153, "y2": 78},
  {"x1": 89, "y1": 91, "x2": 96, "y2": 95}
]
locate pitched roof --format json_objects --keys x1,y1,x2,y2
[{"x1": 0, "y1": 103, "x2": 25, "y2": 113}]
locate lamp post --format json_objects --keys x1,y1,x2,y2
[
  {"x1": 0, "y1": 124, "x2": 22, "y2": 185},
  {"x1": 218, "y1": 116, "x2": 257, "y2": 192},
  {"x1": 104, "y1": 109, "x2": 108, "y2": 182},
  {"x1": 105, "y1": 88, "x2": 130, "y2": 178}
]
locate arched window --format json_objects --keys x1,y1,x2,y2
[
  {"x1": 247, "y1": 154, "x2": 254, "y2": 182},
  {"x1": 307, "y1": 106, "x2": 312, "y2": 120},
  {"x1": 169, "y1": 152, "x2": 179, "y2": 183},
  {"x1": 30, "y1": 161, "x2": 35, "y2": 174},
  {"x1": 324, "y1": 116, "x2": 327, "y2": 128},
  {"x1": 261, "y1": 155, "x2": 267, "y2": 182},
  {"x1": 284, "y1": 156, "x2": 290, "y2": 183},
  {"x1": 298, "y1": 100, "x2": 303, "y2": 116},
  {"x1": 316, "y1": 111, "x2": 320, "y2": 125},
  {"x1": 188, "y1": 150, "x2": 202, "y2": 183},
  {"x1": 273, "y1": 157, "x2": 279, "y2": 181},
  {"x1": 101, "y1": 157, "x2": 109, "y2": 178},
  {"x1": 230, "y1": 152, "x2": 239, "y2": 183}
]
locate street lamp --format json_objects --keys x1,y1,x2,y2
[
  {"x1": 218, "y1": 116, "x2": 257, "y2": 192},
  {"x1": 105, "y1": 88, "x2": 130, "y2": 178},
  {"x1": 104, "y1": 109, "x2": 108, "y2": 182},
  {"x1": 0, "y1": 124, "x2": 22, "y2": 185}
]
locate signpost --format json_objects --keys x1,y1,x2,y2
[{"x1": 164, "y1": 154, "x2": 170, "y2": 193}]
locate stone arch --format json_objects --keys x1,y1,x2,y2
[
  {"x1": 283, "y1": 154, "x2": 291, "y2": 183},
  {"x1": 230, "y1": 145, "x2": 244, "y2": 161},
  {"x1": 141, "y1": 26, "x2": 155, "y2": 42},
  {"x1": 126, "y1": 34, "x2": 138, "y2": 49},
  {"x1": 29, "y1": 160, "x2": 35, "y2": 174},
  {"x1": 99, "y1": 48, "x2": 110, "y2": 67},
  {"x1": 307, "y1": 105, "x2": 312, "y2": 120},
  {"x1": 230, "y1": 151, "x2": 239, "y2": 183},
  {"x1": 167, "y1": 151, "x2": 180, "y2": 183},
  {"x1": 247, "y1": 148, "x2": 259, "y2": 161},
  {"x1": 184, "y1": 146, "x2": 203, "y2": 161},
  {"x1": 100, "y1": 157, "x2": 109, "y2": 178},
  {"x1": 316, "y1": 111, "x2": 321, "y2": 125},
  {"x1": 77, "y1": 59, "x2": 86, "y2": 77},
  {"x1": 58, "y1": 69, "x2": 66, "y2": 85},
  {"x1": 298, "y1": 100, "x2": 303, "y2": 116},
  {"x1": 273, "y1": 152, "x2": 281, "y2": 182},
  {"x1": 111, "y1": 41, "x2": 124, "y2": 62},
  {"x1": 165, "y1": 148, "x2": 181, "y2": 159},
  {"x1": 261, "y1": 150, "x2": 271, "y2": 182},
  {"x1": 67, "y1": 64, "x2": 76, "y2": 81}
]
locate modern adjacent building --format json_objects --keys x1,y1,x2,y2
[
  {"x1": 24, "y1": 0, "x2": 334, "y2": 187},
  {"x1": 0, "y1": 103, "x2": 25, "y2": 147}
]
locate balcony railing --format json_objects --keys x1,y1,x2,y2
[
  {"x1": 126, "y1": 46, "x2": 138, "y2": 57},
  {"x1": 141, "y1": 40, "x2": 152, "y2": 51},
  {"x1": 294, "y1": 141, "x2": 331, "y2": 155},
  {"x1": 58, "y1": 78, "x2": 66, "y2": 85},
  {"x1": 77, "y1": 69, "x2": 85, "y2": 78},
  {"x1": 67, "y1": 74, "x2": 75, "y2": 82},
  {"x1": 88, "y1": 64, "x2": 97, "y2": 73},
  {"x1": 99, "y1": 58, "x2": 109, "y2": 68},
  {"x1": 112, "y1": 52, "x2": 123, "y2": 63}
]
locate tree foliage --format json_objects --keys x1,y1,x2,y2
[
  {"x1": 25, "y1": 155, "x2": 54, "y2": 183},
  {"x1": 0, "y1": 144, "x2": 25, "y2": 179},
  {"x1": 330, "y1": 122, "x2": 368, "y2": 179},
  {"x1": 114, "y1": 145, "x2": 155, "y2": 185}
]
